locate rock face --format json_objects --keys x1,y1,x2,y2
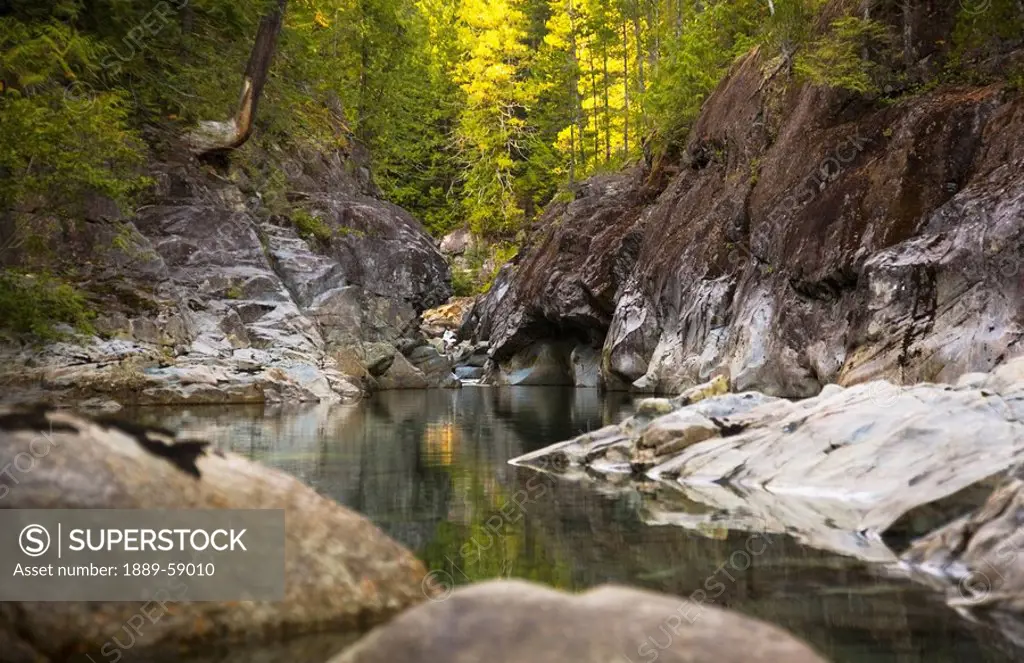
[
  {"x1": 469, "y1": 37, "x2": 1024, "y2": 396},
  {"x1": 329, "y1": 579, "x2": 829, "y2": 663},
  {"x1": 511, "y1": 359, "x2": 1024, "y2": 561},
  {"x1": 0, "y1": 408, "x2": 431, "y2": 659},
  {"x1": 0, "y1": 147, "x2": 451, "y2": 407}
]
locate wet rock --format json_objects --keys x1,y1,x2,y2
[
  {"x1": 1, "y1": 149, "x2": 451, "y2": 407},
  {"x1": 570, "y1": 344, "x2": 601, "y2": 387},
  {"x1": 901, "y1": 468, "x2": 1024, "y2": 612},
  {"x1": 329, "y1": 579, "x2": 829, "y2": 663},
  {"x1": 512, "y1": 358, "x2": 1024, "y2": 561},
  {"x1": 0, "y1": 408, "x2": 430, "y2": 658}
]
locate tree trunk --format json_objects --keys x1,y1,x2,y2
[
  {"x1": 622, "y1": 19, "x2": 629, "y2": 158},
  {"x1": 185, "y1": 0, "x2": 288, "y2": 157},
  {"x1": 569, "y1": 0, "x2": 582, "y2": 179},
  {"x1": 632, "y1": 4, "x2": 646, "y2": 129},
  {"x1": 602, "y1": 44, "x2": 610, "y2": 164},
  {"x1": 589, "y1": 45, "x2": 600, "y2": 160}
]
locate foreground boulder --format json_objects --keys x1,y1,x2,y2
[
  {"x1": 901, "y1": 466, "x2": 1024, "y2": 613},
  {"x1": 0, "y1": 408, "x2": 431, "y2": 660},
  {"x1": 329, "y1": 579, "x2": 829, "y2": 663},
  {"x1": 512, "y1": 361, "x2": 1024, "y2": 561}
]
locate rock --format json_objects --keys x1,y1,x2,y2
[
  {"x1": 0, "y1": 147, "x2": 452, "y2": 407},
  {"x1": 511, "y1": 359, "x2": 1024, "y2": 561},
  {"x1": 0, "y1": 408, "x2": 430, "y2": 658},
  {"x1": 901, "y1": 469, "x2": 1024, "y2": 612},
  {"x1": 570, "y1": 344, "x2": 601, "y2": 387},
  {"x1": 439, "y1": 228, "x2": 473, "y2": 256},
  {"x1": 376, "y1": 353, "x2": 430, "y2": 390},
  {"x1": 405, "y1": 345, "x2": 459, "y2": 389},
  {"x1": 463, "y1": 351, "x2": 488, "y2": 368},
  {"x1": 673, "y1": 375, "x2": 730, "y2": 406},
  {"x1": 488, "y1": 341, "x2": 572, "y2": 386},
  {"x1": 421, "y1": 297, "x2": 476, "y2": 337},
  {"x1": 359, "y1": 343, "x2": 398, "y2": 377},
  {"x1": 635, "y1": 398, "x2": 676, "y2": 417},
  {"x1": 469, "y1": 34, "x2": 1024, "y2": 396},
  {"x1": 454, "y1": 365, "x2": 485, "y2": 380},
  {"x1": 328, "y1": 579, "x2": 829, "y2": 663},
  {"x1": 637, "y1": 410, "x2": 720, "y2": 455}
]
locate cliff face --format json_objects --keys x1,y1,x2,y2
[
  {"x1": 0, "y1": 145, "x2": 453, "y2": 406},
  {"x1": 472, "y1": 43, "x2": 1024, "y2": 396}
]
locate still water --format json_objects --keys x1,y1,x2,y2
[{"x1": 132, "y1": 387, "x2": 1022, "y2": 663}]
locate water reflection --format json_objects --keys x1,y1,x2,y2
[{"x1": 133, "y1": 387, "x2": 1023, "y2": 663}]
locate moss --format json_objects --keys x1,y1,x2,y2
[
  {"x1": 0, "y1": 270, "x2": 96, "y2": 341},
  {"x1": 336, "y1": 226, "x2": 367, "y2": 239},
  {"x1": 291, "y1": 208, "x2": 333, "y2": 244}
]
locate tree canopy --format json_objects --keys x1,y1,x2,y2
[{"x1": 2, "y1": 0, "x2": 1022, "y2": 247}]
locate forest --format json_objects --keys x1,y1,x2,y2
[{"x1": 1, "y1": 0, "x2": 1022, "y2": 313}]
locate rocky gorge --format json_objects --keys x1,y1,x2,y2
[{"x1": 3, "y1": 2, "x2": 1024, "y2": 663}]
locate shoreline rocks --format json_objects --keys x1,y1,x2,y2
[
  {"x1": 510, "y1": 360, "x2": 1024, "y2": 561},
  {"x1": 900, "y1": 466, "x2": 1024, "y2": 613}
]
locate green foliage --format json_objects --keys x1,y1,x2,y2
[
  {"x1": 455, "y1": 240, "x2": 518, "y2": 294},
  {"x1": 794, "y1": 16, "x2": 890, "y2": 94},
  {"x1": 643, "y1": 1, "x2": 761, "y2": 148},
  {"x1": 451, "y1": 268, "x2": 477, "y2": 297},
  {"x1": 760, "y1": 0, "x2": 826, "y2": 55},
  {"x1": 0, "y1": 270, "x2": 95, "y2": 340},
  {"x1": 291, "y1": 208, "x2": 333, "y2": 243},
  {"x1": 0, "y1": 17, "x2": 149, "y2": 243},
  {"x1": 2, "y1": 0, "x2": 1019, "y2": 288},
  {"x1": 950, "y1": 0, "x2": 1024, "y2": 62}
]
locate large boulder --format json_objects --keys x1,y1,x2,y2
[
  {"x1": 329, "y1": 579, "x2": 829, "y2": 663},
  {"x1": 0, "y1": 408, "x2": 431, "y2": 659}
]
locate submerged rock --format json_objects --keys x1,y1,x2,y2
[
  {"x1": 0, "y1": 408, "x2": 431, "y2": 659},
  {"x1": 329, "y1": 579, "x2": 829, "y2": 663}
]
